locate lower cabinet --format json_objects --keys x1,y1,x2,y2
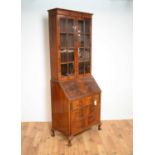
[
  {"x1": 51, "y1": 78, "x2": 101, "y2": 146},
  {"x1": 70, "y1": 94, "x2": 100, "y2": 135}
]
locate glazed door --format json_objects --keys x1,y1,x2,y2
[
  {"x1": 58, "y1": 16, "x2": 91, "y2": 80},
  {"x1": 77, "y1": 19, "x2": 91, "y2": 77},
  {"x1": 59, "y1": 16, "x2": 76, "y2": 79}
]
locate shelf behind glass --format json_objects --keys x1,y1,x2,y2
[
  {"x1": 79, "y1": 62, "x2": 85, "y2": 74},
  {"x1": 78, "y1": 34, "x2": 84, "y2": 47},
  {"x1": 85, "y1": 61, "x2": 90, "y2": 73},
  {"x1": 60, "y1": 34, "x2": 67, "y2": 48},
  {"x1": 60, "y1": 18, "x2": 66, "y2": 33},
  {"x1": 85, "y1": 34, "x2": 90, "y2": 48},
  {"x1": 68, "y1": 19, "x2": 74, "y2": 33},
  {"x1": 78, "y1": 20, "x2": 84, "y2": 34},
  {"x1": 85, "y1": 48, "x2": 90, "y2": 61},
  {"x1": 68, "y1": 34, "x2": 74, "y2": 48},
  {"x1": 85, "y1": 20, "x2": 91, "y2": 34}
]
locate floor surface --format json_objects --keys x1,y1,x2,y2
[{"x1": 22, "y1": 120, "x2": 133, "y2": 155}]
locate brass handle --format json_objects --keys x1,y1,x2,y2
[{"x1": 94, "y1": 100, "x2": 97, "y2": 106}]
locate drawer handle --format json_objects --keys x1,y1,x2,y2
[{"x1": 94, "y1": 100, "x2": 97, "y2": 106}]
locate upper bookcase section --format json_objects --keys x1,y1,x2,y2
[
  {"x1": 48, "y1": 8, "x2": 93, "y2": 18},
  {"x1": 48, "y1": 8, "x2": 93, "y2": 81}
]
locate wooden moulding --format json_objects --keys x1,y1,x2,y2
[{"x1": 48, "y1": 8, "x2": 93, "y2": 18}]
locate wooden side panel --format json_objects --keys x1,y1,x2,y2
[
  {"x1": 51, "y1": 81, "x2": 70, "y2": 135},
  {"x1": 48, "y1": 14, "x2": 58, "y2": 80}
]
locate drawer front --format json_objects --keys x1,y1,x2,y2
[
  {"x1": 88, "y1": 103, "x2": 99, "y2": 115},
  {"x1": 71, "y1": 108, "x2": 100, "y2": 134},
  {"x1": 87, "y1": 113, "x2": 99, "y2": 126},
  {"x1": 71, "y1": 109, "x2": 86, "y2": 122},
  {"x1": 71, "y1": 94, "x2": 100, "y2": 111},
  {"x1": 71, "y1": 104, "x2": 100, "y2": 134},
  {"x1": 70, "y1": 94, "x2": 100, "y2": 134},
  {"x1": 71, "y1": 104, "x2": 99, "y2": 123},
  {"x1": 71, "y1": 119, "x2": 85, "y2": 134},
  {"x1": 87, "y1": 99, "x2": 100, "y2": 126},
  {"x1": 82, "y1": 96, "x2": 92, "y2": 107},
  {"x1": 92, "y1": 94, "x2": 100, "y2": 106},
  {"x1": 71, "y1": 100, "x2": 80, "y2": 111}
]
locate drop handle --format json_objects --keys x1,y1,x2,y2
[{"x1": 94, "y1": 100, "x2": 97, "y2": 106}]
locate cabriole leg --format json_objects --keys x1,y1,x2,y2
[
  {"x1": 51, "y1": 128, "x2": 55, "y2": 137},
  {"x1": 98, "y1": 123, "x2": 102, "y2": 130},
  {"x1": 68, "y1": 136, "x2": 72, "y2": 146}
]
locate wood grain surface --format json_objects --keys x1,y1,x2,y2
[{"x1": 22, "y1": 120, "x2": 133, "y2": 155}]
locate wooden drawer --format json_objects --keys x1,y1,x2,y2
[
  {"x1": 70, "y1": 94, "x2": 100, "y2": 135},
  {"x1": 87, "y1": 113, "x2": 99, "y2": 126},
  {"x1": 71, "y1": 104, "x2": 99, "y2": 122},
  {"x1": 71, "y1": 109, "x2": 100, "y2": 134},
  {"x1": 70, "y1": 94, "x2": 100, "y2": 111},
  {"x1": 71, "y1": 109, "x2": 86, "y2": 122},
  {"x1": 71, "y1": 119, "x2": 85, "y2": 134},
  {"x1": 71, "y1": 106, "x2": 100, "y2": 134},
  {"x1": 87, "y1": 103, "x2": 99, "y2": 115},
  {"x1": 92, "y1": 94, "x2": 100, "y2": 104},
  {"x1": 70, "y1": 100, "x2": 80, "y2": 111},
  {"x1": 81, "y1": 96, "x2": 92, "y2": 107}
]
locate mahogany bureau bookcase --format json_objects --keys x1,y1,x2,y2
[{"x1": 48, "y1": 8, "x2": 102, "y2": 146}]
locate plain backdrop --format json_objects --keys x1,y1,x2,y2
[
  {"x1": 21, "y1": 0, "x2": 133, "y2": 121},
  {"x1": 2, "y1": 0, "x2": 155, "y2": 155}
]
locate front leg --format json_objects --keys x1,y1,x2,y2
[
  {"x1": 68, "y1": 136, "x2": 73, "y2": 146},
  {"x1": 98, "y1": 122, "x2": 102, "y2": 130},
  {"x1": 51, "y1": 128, "x2": 55, "y2": 137}
]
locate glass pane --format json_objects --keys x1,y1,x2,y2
[
  {"x1": 60, "y1": 49, "x2": 67, "y2": 62},
  {"x1": 78, "y1": 20, "x2": 84, "y2": 33},
  {"x1": 85, "y1": 35, "x2": 90, "y2": 47},
  {"x1": 60, "y1": 34, "x2": 67, "y2": 48},
  {"x1": 68, "y1": 63, "x2": 74, "y2": 75},
  {"x1": 85, "y1": 48, "x2": 90, "y2": 61},
  {"x1": 60, "y1": 18, "x2": 66, "y2": 33},
  {"x1": 85, "y1": 61, "x2": 90, "y2": 73},
  {"x1": 79, "y1": 62, "x2": 85, "y2": 74},
  {"x1": 68, "y1": 34, "x2": 74, "y2": 48},
  {"x1": 61, "y1": 64, "x2": 67, "y2": 76},
  {"x1": 68, "y1": 49, "x2": 74, "y2": 61},
  {"x1": 85, "y1": 20, "x2": 90, "y2": 34},
  {"x1": 78, "y1": 48, "x2": 84, "y2": 62},
  {"x1": 78, "y1": 34, "x2": 84, "y2": 47},
  {"x1": 68, "y1": 19, "x2": 74, "y2": 33}
]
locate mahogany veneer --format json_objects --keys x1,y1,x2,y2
[{"x1": 48, "y1": 8, "x2": 102, "y2": 146}]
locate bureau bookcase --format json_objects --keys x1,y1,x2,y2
[{"x1": 48, "y1": 8, "x2": 102, "y2": 146}]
